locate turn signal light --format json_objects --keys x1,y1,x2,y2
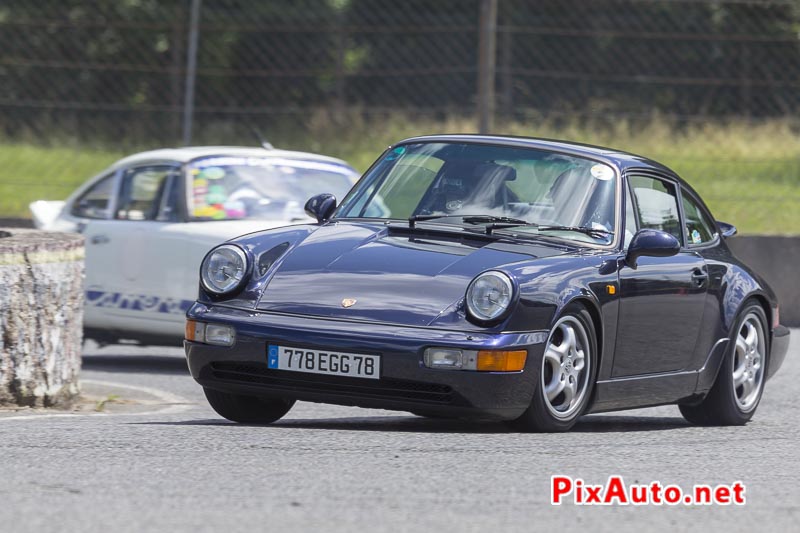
[
  {"x1": 186, "y1": 319, "x2": 203, "y2": 342},
  {"x1": 476, "y1": 350, "x2": 528, "y2": 372}
]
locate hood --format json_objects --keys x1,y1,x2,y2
[
  {"x1": 255, "y1": 221, "x2": 575, "y2": 327},
  {"x1": 177, "y1": 218, "x2": 313, "y2": 240}
]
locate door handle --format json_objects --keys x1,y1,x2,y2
[
  {"x1": 691, "y1": 268, "x2": 708, "y2": 286},
  {"x1": 90, "y1": 234, "x2": 110, "y2": 245}
]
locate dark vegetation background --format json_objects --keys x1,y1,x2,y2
[{"x1": 1, "y1": 0, "x2": 798, "y2": 232}]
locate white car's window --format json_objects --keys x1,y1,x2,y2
[
  {"x1": 72, "y1": 172, "x2": 115, "y2": 219},
  {"x1": 629, "y1": 175, "x2": 683, "y2": 245},
  {"x1": 188, "y1": 157, "x2": 355, "y2": 221},
  {"x1": 116, "y1": 166, "x2": 176, "y2": 221},
  {"x1": 155, "y1": 173, "x2": 181, "y2": 222}
]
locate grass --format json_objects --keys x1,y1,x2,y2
[
  {"x1": 0, "y1": 144, "x2": 126, "y2": 218},
  {"x1": 94, "y1": 394, "x2": 120, "y2": 413},
  {"x1": 2, "y1": 114, "x2": 799, "y2": 234}
]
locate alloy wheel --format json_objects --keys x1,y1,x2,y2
[
  {"x1": 732, "y1": 313, "x2": 765, "y2": 413},
  {"x1": 542, "y1": 316, "x2": 592, "y2": 419}
]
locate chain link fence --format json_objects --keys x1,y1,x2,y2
[{"x1": 1, "y1": 0, "x2": 799, "y2": 232}]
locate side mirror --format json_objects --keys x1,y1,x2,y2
[
  {"x1": 625, "y1": 229, "x2": 680, "y2": 269},
  {"x1": 304, "y1": 193, "x2": 337, "y2": 224},
  {"x1": 717, "y1": 221, "x2": 737, "y2": 238}
]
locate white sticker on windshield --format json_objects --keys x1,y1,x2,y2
[{"x1": 590, "y1": 164, "x2": 614, "y2": 181}]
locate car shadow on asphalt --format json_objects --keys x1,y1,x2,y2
[
  {"x1": 82, "y1": 355, "x2": 190, "y2": 375},
  {"x1": 136, "y1": 414, "x2": 692, "y2": 433},
  {"x1": 573, "y1": 415, "x2": 691, "y2": 433}
]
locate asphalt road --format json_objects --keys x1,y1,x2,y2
[{"x1": 1, "y1": 334, "x2": 798, "y2": 532}]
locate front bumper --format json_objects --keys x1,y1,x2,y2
[
  {"x1": 185, "y1": 304, "x2": 547, "y2": 420},
  {"x1": 768, "y1": 324, "x2": 790, "y2": 380}
]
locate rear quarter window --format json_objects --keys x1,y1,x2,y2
[{"x1": 682, "y1": 191, "x2": 718, "y2": 245}]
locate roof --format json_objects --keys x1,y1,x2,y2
[
  {"x1": 109, "y1": 146, "x2": 356, "y2": 171},
  {"x1": 395, "y1": 134, "x2": 677, "y2": 177}
]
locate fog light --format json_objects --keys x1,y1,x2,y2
[
  {"x1": 185, "y1": 320, "x2": 205, "y2": 343},
  {"x1": 476, "y1": 350, "x2": 527, "y2": 372},
  {"x1": 205, "y1": 324, "x2": 235, "y2": 346},
  {"x1": 424, "y1": 348, "x2": 464, "y2": 370},
  {"x1": 185, "y1": 320, "x2": 234, "y2": 346}
]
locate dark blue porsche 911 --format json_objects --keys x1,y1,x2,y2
[{"x1": 184, "y1": 135, "x2": 790, "y2": 432}]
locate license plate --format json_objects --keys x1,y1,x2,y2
[{"x1": 267, "y1": 344, "x2": 380, "y2": 380}]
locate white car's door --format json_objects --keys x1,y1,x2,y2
[
  {"x1": 83, "y1": 164, "x2": 184, "y2": 338},
  {"x1": 69, "y1": 170, "x2": 121, "y2": 331}
]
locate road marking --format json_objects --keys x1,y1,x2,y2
[{"x1": 0, "y1": 379, "x2": 194, "y2": 421}]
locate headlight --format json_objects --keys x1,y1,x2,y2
[
  {"x1": 466, "y1": 271, "x2": 514, "y2": 322},
  {"x1": 200, "y1": 244, "x2": 249, "y2": 295}
]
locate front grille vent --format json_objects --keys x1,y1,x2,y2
[{"x1": 210, "y1": 362, "x2": 454, "y2": 404}]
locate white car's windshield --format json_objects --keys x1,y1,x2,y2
[
  {"x1": 188, "y1": 156, "x2": 355, "y2": 221},
  {"x1": 335, "y1": 142, "x2": 618, "y2": 244}
]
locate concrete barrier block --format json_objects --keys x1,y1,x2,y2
[{"x1": 0, "y1": 229, "x2": 84, "y2": 407}]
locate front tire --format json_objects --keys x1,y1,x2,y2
[
  {"x1": 204, "y1": 387, "x2": 295, "y2": 424},
  {"x1": 509, "y1": 304, "x2": 598, "y2": 432},
  {"x1": 679, "y1": 302, "x2": 768, "y2": 426}
]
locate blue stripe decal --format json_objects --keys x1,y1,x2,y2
[{"x1": 86, "y1": 290, "x2": 194, "y2": 315}]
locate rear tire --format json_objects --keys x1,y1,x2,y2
[
  {"x1": 679, "y1": 302, "x2": 768, "y2": 426},
  {"x1": 509, "y1": 304, "x2": 598, "y2": 432},
  {"x1": 203, "y1": 387, "x2": 295, "y2": 424}
]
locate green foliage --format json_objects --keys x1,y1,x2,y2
[{"x1": 5, "y1": 0, "x2": 797, "y2": 149}]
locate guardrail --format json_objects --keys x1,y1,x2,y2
[
  {"x1": 727, "y1": 236, "x2": 799, "y2": 327},
  {"x1": 0, "y1": 218, "x2": 34, "y2": 228}
]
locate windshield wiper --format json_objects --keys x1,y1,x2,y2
[
  {"x1": 535, "y1": 225, "x2": 615, "y2": 239},
  {"x1": 406, "y1": 215, "x2": 613, "y2": 240},
  {"x1": 408, "y1": 214, "x2": 459, "y2": 228},
  {"x1": 407, "y1": 214, "x2": 532, "y2": 229},
  {"x1": 461, "y1": 215, "x2": 531, "y2": 225},
  {"x1": 463, "y1": 215, "x2": 538, "y2": 235}
]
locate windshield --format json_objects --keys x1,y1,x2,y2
[
  {"x1": 335, "y1": 142, "x2": 618, "y2": 244},
  {"x1": 188, "y1": 156, "x2": 356, "y2": 221}
]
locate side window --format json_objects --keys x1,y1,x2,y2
[
  {"x1": 72, "y1": 172, "x2": 115, "y2": 219},
  {"x1": 624, "y1": 182, "x2": 637, "y2": 248},
  {"x1": 116, "y1": 166, "x2": 175, "y2": 221},
  {"x1": 629, "y1": 175, "x2": 683, "y2": 244},
  {"x1": 682, "y1": 192, "x2": 718, "y2": 246},
  {"x1": 156, "y1": 174, "x2": 181, "y2": 222}
]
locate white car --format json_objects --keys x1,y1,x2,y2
[{"x1": 31, "y1": 146, "x2": 358, "y2": 345}]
